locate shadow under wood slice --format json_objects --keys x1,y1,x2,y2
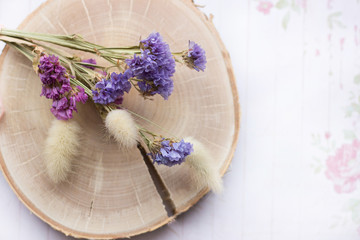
[{"x1": 137, "y1": 143, "x2": 176, "y2": 217}]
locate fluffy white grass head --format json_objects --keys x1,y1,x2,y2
[
  {"x1": 44, "y1": 119, "x2": 81, "y2": 183},
  {"x1": 184, "y1": 137, "x2": 223, "y2": 194},
  {"x1": 105, "y1": 109, "x2": 138, "y2": 148}
]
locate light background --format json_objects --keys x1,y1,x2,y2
[{"x1": 1, "y1": 0, "x2": 360, "y2": 239}]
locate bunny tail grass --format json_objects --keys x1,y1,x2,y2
[
  {"x1": 44, "y1": 119, "x2": 81, "y2": 183},
  {"x1": 105, "y1": 109, "x2": 138, "y2": 148},
  {"x1": 184, "y1": 137, "x2": 223, "y2": 194}
]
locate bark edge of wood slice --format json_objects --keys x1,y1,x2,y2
[{"x1": 0, "y1": 0, "x2": 240, "y2": 238}]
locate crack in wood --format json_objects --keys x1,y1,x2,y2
[
  {"x1": 88, "y1": 200, "x2": 94, "y2": 217},
  {"x1": 137, "y1": 143, "x2": 176, "y2": 217}
]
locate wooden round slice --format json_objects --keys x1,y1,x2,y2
[{"x1": 0, "y1": 0, "x2": 240, "y2": 238}]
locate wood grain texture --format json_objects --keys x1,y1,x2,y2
[{"x1": 0, "y1": 0, "x2": 239, "y2": 239}]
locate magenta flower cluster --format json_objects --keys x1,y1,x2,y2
[
  {"x1": 38, "y1": 55, "x2": 88, "y2": 120},
  {"x1": 39, "y1": 55, "x2": 71, "y2": 99},
  {"x1": 126, "y1": 32, "x2": 176, "y2": 100}
]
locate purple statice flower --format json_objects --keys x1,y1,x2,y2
[
  {"x1": 40, "y1": 81, "x2": 71, "y2": 100},
  {"x1": 38, "y1": 55, "x2": 71, "y2": 100},
  {"x1": 92, "y1": 79, "x2": 114, "y2": 105},
  {"x1": 136, "y1": 76, "x2": 174, "y2": 100},
  {"x1": 92, "y1": 70, "x2": 132, "y2": 105},
  {"x1": 126, "y1": 32, "x2": 176, "y2": 100},
  {"x1": 110, "y1": 71, "x2": 132, "y2": 94},
  {"x1": 38, "y1": 54, "x2": 88, "y2": 120},
  {"x1": 183, "y1": 41, "x2": 207, "y2": 72},
  {"x1": 82, "y1": 58, "x2": 97, "y2": 70},
  {"x1": 74, "y1": 86, "x2": 88, "y2": 103},
  {"x1": 50, "y1": 87, "x2": 88, "y2": 120},
  {"x1": 50, "y1": 96, "x2": 77, "y2": 120},
  {"x1": 38, "y1": 55, "x2": 68, "y2": 85},
  {"x1": 151, "y1": 139, "x2": 193, "y2": 167}
]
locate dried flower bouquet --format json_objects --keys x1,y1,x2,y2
[{"x1": 0, "y1": 28, "x2": 222, "y2": 193}]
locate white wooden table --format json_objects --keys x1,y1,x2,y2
[{"x1": 1, "y1": 0, "x2": 360, "y2": 239}]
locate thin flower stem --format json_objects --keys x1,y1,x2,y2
[
  {"x1": 174, "y1": 57, "x2": 183, "y2": 64},
  {"x1": 105, "y1": 65, "x2": 122, "y2": 72},
  {"x1": 73, "y1": 70, "x2": 93, "y2": 88},
  {"x1": 103, "y1": 105, "x2": 112, "y2": 112},
  {"x1": 123, "y1": 108, "x2": 176, "y2": 138},
  {"x1": 129, "y1": 79, "x2": 141, "y2": 92},
  {"x1": 130, "y1": 78, "x2": 142, "y2": 82},
  {"x1": 75, "y1": 62, "x2": 105, "y2": 69},
  {"x1": 172, "y1": 51, "x2": 184, "y2": 55},
  {"x1": 0, "y1": 28, "x2": 140, "y2": 61},
  {"x1": 102, "y1": 104, "x2": 175, "y2": 138},
  {"x1": 68, "y1": 63, "x2": 76, "y2": 77},
  {"x1": 97, "y1": 47, "x2": 141, "y2": 55},
  {"x1": 69, "y1": 78, "x2": 92, "y2": 96},
  {"x1": 5, "y1": 42, "x2": 34, "y2": 61},
  {"x1": 103, "y1": 56, "x2": 117, "y2": 65},
  {"x1": 72, "y1": 62, "x2": 96, "y2": 78},
  {"x1": 138, "y1": 128, "x2": 152, "y2": 145},
  {"x1": 138, "y1": 127, "x2": 157, "y2": 138},
  {"x1": 97, "y1": 46, "x2": 140, "y2": 51},
  {"x1": 35, "y1": 41, "x2": 73, "y2": 58}
]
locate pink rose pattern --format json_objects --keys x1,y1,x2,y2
[
  {"x1": 255, "y1": 0, "x2": 360, "y2": 235},
  {"x1": 325, "y1": 131, "x2": 331, "y2": 139},
  {"x1": 254, "y1": 0, "x2": 306, "y2": 30},
  {"x1": 325, "y1": 139, "x2": 360, "y2": 193},
  {"x1": 257, "y1": 1, "x2": 273, "y2": 15}
]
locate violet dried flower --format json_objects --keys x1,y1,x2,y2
[
  {"x1": 126, "y1": 32, "x2": 175, "y2": 100},
  {"x1": 150, "y1": 138, "x2": 193, "y2": 167},
  {"x1": 183, "y1": 41, "x2": 207, "y2": 72},
  {"x1": 92, "y1": 70, "x2": 132, "y2": 105}
]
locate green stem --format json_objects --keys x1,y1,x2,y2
[
  {"x1": 123, "y1": 108, "x2": 175, "y2": 137},
  {"x1": 138, "y1": 127, "x2": 157, "y2": 137},
  {"x1": 129, "y1": 79, "x2": 142, "y2": 92},
  {"x1": 75, "y1": 62, "x2": 106, "y2": 69},
  {"x1": 5, "y1": 42, "x2": 34, "y2": 61},
  {"x1": 172, "y1": 51, "x2": 184, "y2": 55},
  {"x1": 69, "y1": 78, "x2": 93, "y2": 96},
  {"x1": 0, "y1": 28, "x2": 141, "y2": 60},
  {"x1": 138, "y1": 128, "x2": 152, "y2": 145}
]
